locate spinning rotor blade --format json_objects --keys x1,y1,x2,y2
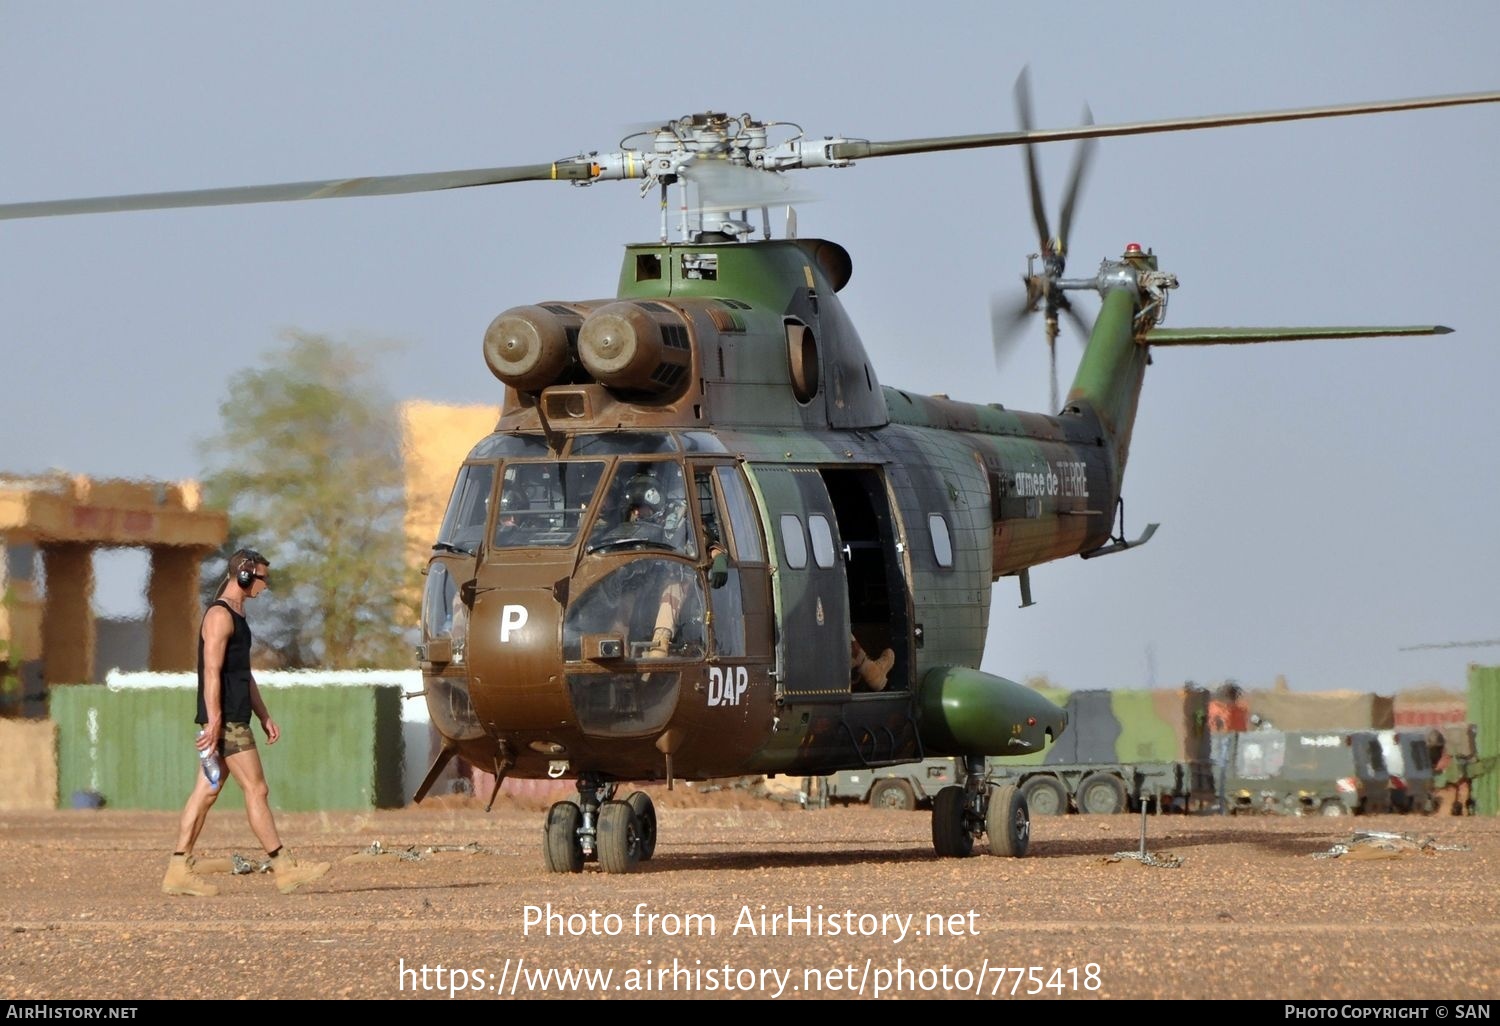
[
  {"x1": 990, "y1": 290, "x2": 1035, "y2": 369},
  {"x1": 1058, "y1": 293, "x2": 1092, "y2": 346},
  {"x1": 1057, "y1": 105, "x2": 1095, "y2": 255},
  {"x1": 0, "y1": 162, "x2": 592, "y2": 221},
  {"x1": 1014, "y1": 68, "x2": 1051, "y2": 253}
]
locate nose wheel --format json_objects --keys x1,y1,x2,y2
[
  {"x1": 931, "y1": 759, "x2": 1031, "y2": 859},
  {"x1": 542, "y1": 775, "x2": 658, "y2": 874}
]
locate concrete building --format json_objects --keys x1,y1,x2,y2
[{"x1": 0, "y1": 473, "x2": 227, "y2": 715}]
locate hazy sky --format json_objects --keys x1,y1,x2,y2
[{"x1": 2, "y1": 3, "x2": 1496, "y2": 694}]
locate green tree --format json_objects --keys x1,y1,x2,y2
[{"x1": 200, "y1": 331, "x2": 414, "y2": 668}]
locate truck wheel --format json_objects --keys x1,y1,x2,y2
[
  {"x1": 931, "y1": 786, "x2": 974, "y2": 858},
  {"x1": 1320, "y1": 800, "x2": 1346, "y2": 817},
  {"x1": 1077, "y1": 773, "x2": 1127, "y2": 815},
  {"x1": 1020, "y1": 776, "x2": 1068, "y2": 816},
  {"x1": 986, "y1": 784, "x2": 1030, "y2": 857},
  {"x1": 869, "y1": 779, "x2": 918, "y2": 812}
]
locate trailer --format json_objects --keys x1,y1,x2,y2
[
  {"x1": 984, "y1": 759, "x2": 1212, "y2": 815},
  {"x1": 985, "y1": 687, "x2": 1216, "y2": 814}
]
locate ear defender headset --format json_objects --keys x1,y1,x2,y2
[{"x1": 234, "y1": 549, "x2": 267, "y2": 589}]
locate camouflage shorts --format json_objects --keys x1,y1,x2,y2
[{"x1": 219, "y1": 722, "x2": 256, "y2": 757}]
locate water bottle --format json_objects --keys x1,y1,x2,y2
[{"x1": 197, "y1": 730, "x2": 222, "y2": 788}]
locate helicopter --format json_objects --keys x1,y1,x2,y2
[{"x1": 5, "y1": 77, "x2": 1498, "y2": 874}]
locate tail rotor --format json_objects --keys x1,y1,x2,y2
[{"x1": 991, "y1": 67, "x2": 1098, "y2": 412}]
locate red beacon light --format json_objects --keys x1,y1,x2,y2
[{"x1": 1124, "y1": 242, "x2": 1144, "y2": 256}]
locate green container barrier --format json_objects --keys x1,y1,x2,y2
[
  {"x1": 1469, "y1": 665, "x2": 1500, "y2": 816},
  {"x1": 51, "y1": 684, "x2": 404, "y2": 811}
]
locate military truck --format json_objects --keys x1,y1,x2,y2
[
  {"x1": 984, "y1": 687, "x2": 1216, "y2": 814},
  {"x1": 1221, "y1": 728, "x2": 1392, "y2": 815},
  {"x1": 820, "y1": 758, "x2": 962, "y2": 811}
]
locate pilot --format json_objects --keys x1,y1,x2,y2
[
  {"x1": 619, "y1": 471, "x2": 668, "y2": 539},
  {"x1": 495, "y1": 488, "x2": 528, "y2": 543}
]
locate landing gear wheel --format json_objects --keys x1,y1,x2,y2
[
  {"x1": 986, "y1": 783, "x2": 1030, "y2": 857},
  {"x1": 597, "y1": 800, "x2": 643, "y2": 874},
  {"x1": 1320, "y1": 800, "x2": 1347, "y2": 817},
  {"x1": 542, "y1": 800, "x2": 583, "y2": 873},
  {"x1": 931, "y1": 785, "x2": 974, "y2": 858},
  {"x1": 624, "y1": 791, "x2": 657, "y2": 862},
  {"x1": 869, "y1": 779, "x2": 917, "y2": 812},
  {"x1": 1020, "y1": 776, "x2": 1068, "y2": 816},
  {"x1": 1077, "y1": 772, "x2": 1127, "y2": 815}
]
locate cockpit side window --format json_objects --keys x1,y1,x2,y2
[
  {"x1": 436, "y1": 462, "x2": 496, "y2": 554},
  {"x1": 714, "y1": 465, "x2": 765, "y2": 563}
]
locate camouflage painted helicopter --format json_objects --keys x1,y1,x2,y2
[{"x1": 6, "y1": 77, "x2": 1497, "y2": 874}]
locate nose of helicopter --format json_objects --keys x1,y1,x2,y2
[{"x1": 466, "y1": 586, "x2": 573, "y2": 731}]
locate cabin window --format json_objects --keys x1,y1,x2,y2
[
  {"x1": 928, "y1": 514, "x2": 954, "y2": 568},
  {"x1": 715, "y1": 466, "x2": 765, "y2": 562},
  {"x1": 808, "y1": 514, "x2": 837, "y2": 569},
  {"x1": 436, "y1": 462, "x2": 496, "y2": 554},
  {"x1": 779, "y1": 515, "x2": 808, "y2": 569}
]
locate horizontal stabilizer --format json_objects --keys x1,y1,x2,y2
[{"x1": 1145, "y1": 325, "x2": 1452, "y2": 346}]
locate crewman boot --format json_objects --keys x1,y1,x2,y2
[
  {"x1": 271, "y1": 851, "x2": 331, "y2": 894},
  {"x1": 858, "y1": 648, "x2": 896, "y2": 692},
  {"x1": 161, "y1": 854, "x2": 218, "y2": 897}
]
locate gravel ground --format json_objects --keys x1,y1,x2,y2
[{"x1": 2, "y1": 794, "x2": 1497, "y2": 1001}]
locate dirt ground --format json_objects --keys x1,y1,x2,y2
[{"x1": 2, "y1": 791, "x2": 1497, "y2": 1002}]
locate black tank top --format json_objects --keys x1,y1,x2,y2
[{"x1": 196, "y1": 599, "x2": 254, "y2": 724}]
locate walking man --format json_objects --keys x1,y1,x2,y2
[{"x1": 161, "y1": 548, "x2": 331, "y2": 896}]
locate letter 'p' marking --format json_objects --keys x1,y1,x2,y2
[{"x1": 500, "y1": 604, "x2": 529, "y2": 643}]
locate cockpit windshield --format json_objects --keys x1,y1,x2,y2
[
  {"x1": 492, "y1": 460, "x2": 607, "y2": 548},
  {"x1": 584, "y1": 460, "x2": 697, "y2": 557}
]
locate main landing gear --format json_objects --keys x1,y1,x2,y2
[
  {"x1": 542, "y1": 773, "x2": 658, "y2": 874},
  {"x1": 931, "y1": 756, "x2": 1030, "y2": 858}
]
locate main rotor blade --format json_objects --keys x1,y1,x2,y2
[
  {"x1": 831, "y1": 90, "x2": 1500, "y2": 162},
  {"x1": 1057, "y1": 105, "x2": 1095, "y2": 255},
  {"x1": 0, "y1": 161, "x2": 593, "y2": 221},
  {"x1": 1145, "y1": 324, "x2": 1453, "y2": 345},
  {"x1": 1014, "y1": 67, "x2": 1051, "y2": 253}
]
